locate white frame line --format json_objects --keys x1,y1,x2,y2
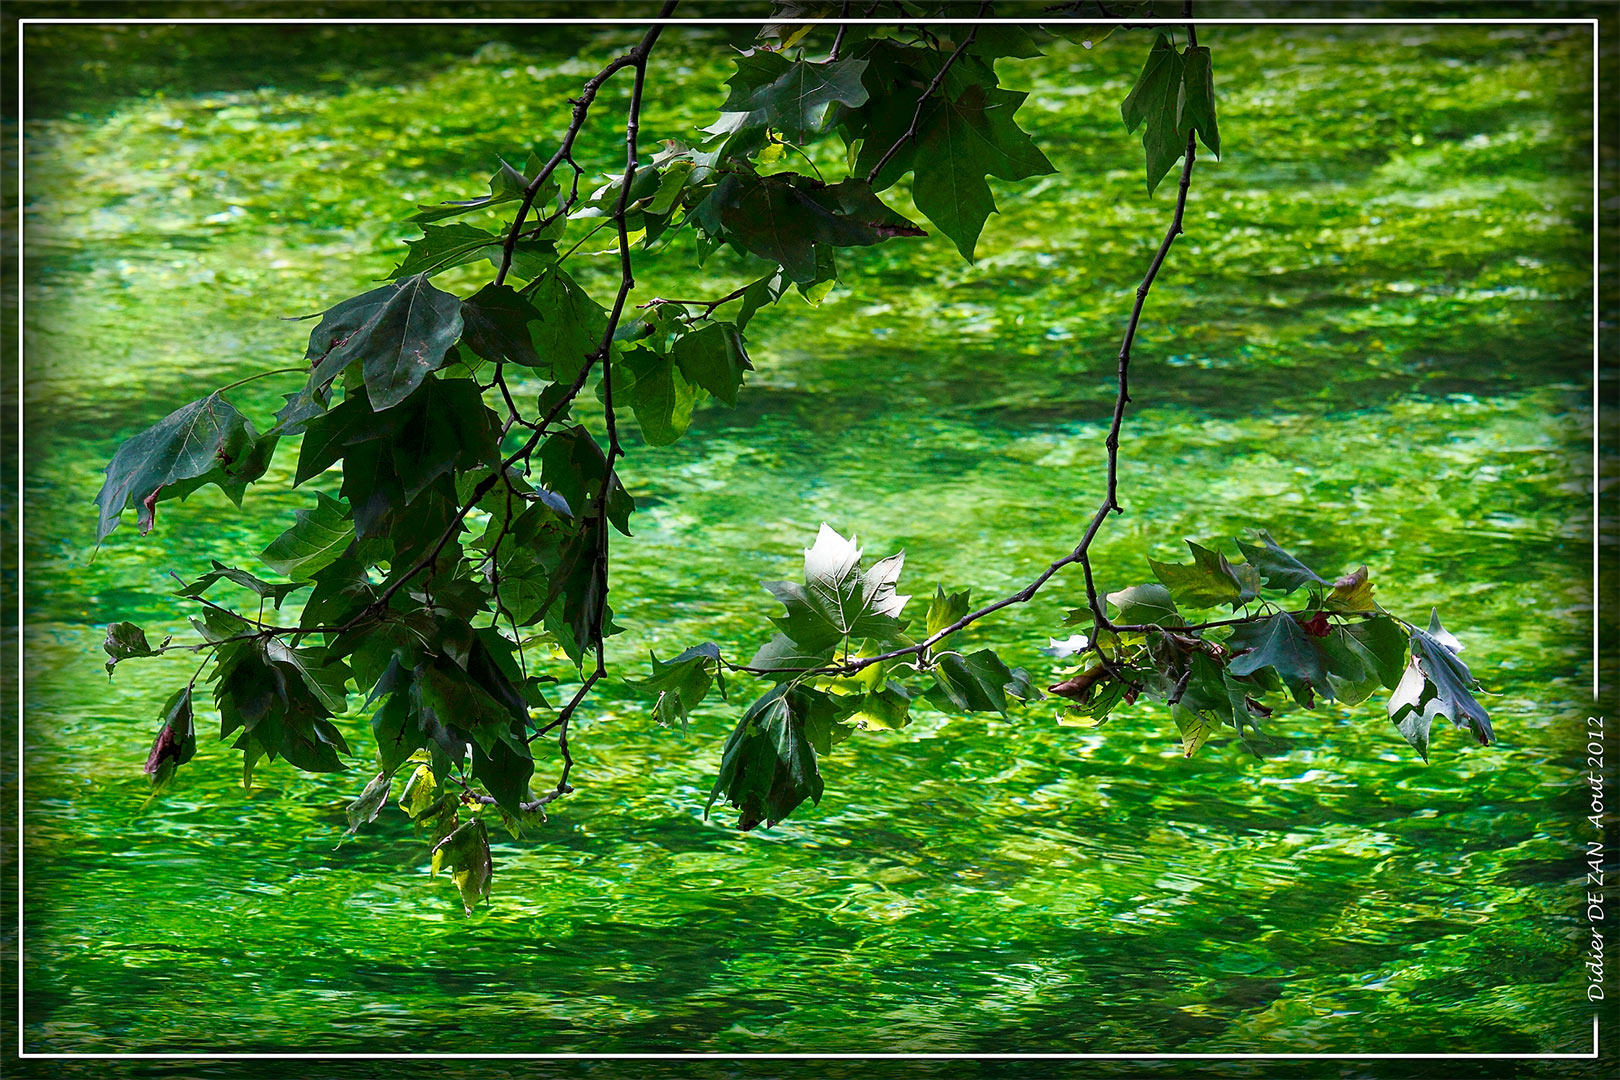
[{"x1": 12, "y1": 13, "x2": 1607, "y2": 1063}]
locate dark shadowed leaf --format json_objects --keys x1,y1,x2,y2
[
  {"x1": 461, "y1": 283, "x2": 544, "y2": 368},
  {"x1": 303, "y1": 275, "x2": 464, "y2": 411}
]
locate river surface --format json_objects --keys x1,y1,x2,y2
[{"x1": 16, "y1": 19, "x2": 1607, "y2": 1066}]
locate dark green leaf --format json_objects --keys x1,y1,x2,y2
[
  {"x1": 174, "y1": 560, "x2": 307, "y2": 609},
  {"x1": 1227, "y1": 613, "x2": 1328, "y2": 707},
  {"x1": 460, "y1": 283, "x2": 544, "y2": 368},
  {"x1": 705, "y1": 684, "x2": 824, "y2": 831},
  {"x1": 707, "y1": 53, "x2": 870, "y2": 148},
  {"x1": 410, "y1": 157, "x2": 532, "y2": 224},
  {"x1": 931, "y1": 648, "x2": 1025, "y2": 715},
  {"x1": 625, "y1": 643, "x2": 722, "y2": 730},
  {"x1": 1234, "y1": 531, "x2": 1326, "y2": 594},
  {"x1": 390, "y1": 376, "x2": 501, "y2": 504},
  {"x1": 907, "y1": 84, "x2": 1054, "y2": 259},
  {"x1": 261, "y1": 492, "x2": 354, "y2": 581},
  {"x1": 1148, "y1": 542, "x2": 1247, "y2": 609},
  {"x1": 672, "y1": 322, "x2": 752, "y2": 407},
  {"x1": 105, "y1": 621, "x2": 168, "y2": 675},
  {"x1": 294, "y1": 394, "x2": 386, "y2": 487},
  {"x1": 526, "y1": 268, "x2": 607, "y2": 382},
  {"x1": 1177, "y1": 45, "x2": 1220, "y2": 156},
  {"x1": 1390, "y1": 612, "x2": 1492, "y2": 754},
  {"x1": 303, "y1": 275, "x2": 464, "y2": 411},
  {"x1": 762, "y1": 524, "x2": 908, "y2": 651},
  {"x1": 1105, "y1": 582, "x2": 1184, "y2": 627},
  {"x1": 389, "y1": 222, "x2": 505, "y2": 280},
  {"x1": 539, "y1": 427, "x2": 634, "y2": 535},
  {"x1": 1120, "y1": 33, "x2": 1188, "y2": 195},
  {"x1": 623, "y1": 348, "x2": 696, "y2": 446},
  {"x1": 371, "y1": 691, "x2": 426, "y2": 776},
  {"x1": 95, "y1": 393, "x2": 272, "y2": 542},
  {"x1": 470, "y1": 736, "x2": 534, "y2": 818},
  {"x1": 705, "y1": 174, "x2": 923, "y2": 283},
  {"x1": 1345, "y1": 614, "x2": 1409, "y2": 688},
  {"x1": 747, "y1": 633, "x2": 835, "y2": 678}
]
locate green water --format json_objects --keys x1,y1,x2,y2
[{"x1": 18, "y1": 21, "x2": 1605, "y2": 1062}]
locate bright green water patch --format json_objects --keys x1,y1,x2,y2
[{"x1": 19, "y1": 21, "x2": 1600, "y2": 1060}]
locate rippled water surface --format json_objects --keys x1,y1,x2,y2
[{"x1": 18, "y1": 20, "x2": 1606, "y2": 1062}]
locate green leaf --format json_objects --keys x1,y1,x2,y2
[
  {"x1": 1226, "y1": 613, "x2": 1328, "y2": 707},
  {"x1": 104, "y1": 621, "x2": 169, "y2": 675},
  {"x1": 1389, "y1": 612, "x2": 1492, "y2": 756},
  {"x1": 371, "y1": 690, "x2": 426, "y2": 777},
  {"x1": 703, "y1": 174, "x2": 923, "y2": 284},
  {"x1": 1234, "y1": 531, "x2": 1326, "y2": 593},
  {"x1": 622, "y1": 348, "x2": 696, "y2": 447},
  {"x1": 261, "y1": 493, "x2": 354, "y2": 581},
  {"x1": 850, "y1": 681, "x2": 912, "y2": 730},
  {"x1": 526, "y1": 268, "x2": 608, "y2": 382},
  {"x1": 95, "y1": 392, "x2": 272, "y2": 542},
  {"x1": 747, "y1": 633, "x2": 835, "y2": 678},
  {"x1": 1121, "y1": 33, "x2": 1188, "y2": 196},
  {"x1": 1105, "y1": 582, "x2": 1184, "y2": 627},
  {"x1": 431, "y1": 818, "x2": 493, "y2": 914},
  {"x1": 144, "y1": 685, "x2": 197, "y2": 786},
  {"x1": 672, "y1": 322, "x2": 752, "y2": 407},
  {"x1": 906, "y1": 84, "x2": 1054, "y2": 259},
  {"x1": 265, "y1": 638, "x2": 351, "y2": 715},
  {"x1": 389, "y1": 376, "x2": 501, "y2": 504},
  {"x1": 338, "y1": 439, "x2": 407, "y2": 539},
  {"x1": 538, "y1": 426, "x2": 634, "y2": 535},
  {"x1": 931, "y1": 648, "x2": 1029, "y2": 716},
  {"x1": 762, "y1": 524, "x2": 909, "y2": 652},
  {"x1": 303, "y1": 275, "x2": 464, "y2": 411},
  {"x1": 398, "y1": 763, "x2": 440, "y2": 820},
  {"x1": 460, "y1": 283, "x2": 544, "y2": 368},
  {"x1": 1344, "y1": 614, "x2": 1409, "y2": 688},
  {"x1": 625, "y1": 642, "x2": 722, "y2": 731},
  {"x1": 707, "y1": 53, "x2": 870, "y2": 148},
  {"x1": 1171, "y1": 702, "x2": 1216, "y2": 758},
  {"x1": 737, "y1": 270, "x2": 789, "y2": 330},
  {"x1": 1177, "y1": 45, "x2": 1220, "y2": 157},
  {"x1": 293, "y1": 394, "x2": 382, "y2": 487},
  {"x1": 344, "y1": 770, "x2": 392, "y2": 835},
  {"x1": 1148, "y1": 541, "x2": 1247, "y2": 609},
  {"x1": 470, "y1": 736, "x2": 534, "y2": 818},
  {"x1": 174, "y1": 560, "x2": 307, "y2": 609},
  {"x1": 1324, "y1": 565, "x2": 1377, "y2": 613},
  {"x1": 1316, "y1": 624, "x2": 1383, "y2": 706},
  {"x1": 925, "y1": 585, "x2": 971, "y2": 639},
  {"x1": 409, "y1": 157, "x2": 531, "y2": 224},
  {"x1": 705, "y1": 684, "x2": 827, "y2": 831},
  {"x1": 389, "y1": 222, "x2": 505, "y2": 280}
]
